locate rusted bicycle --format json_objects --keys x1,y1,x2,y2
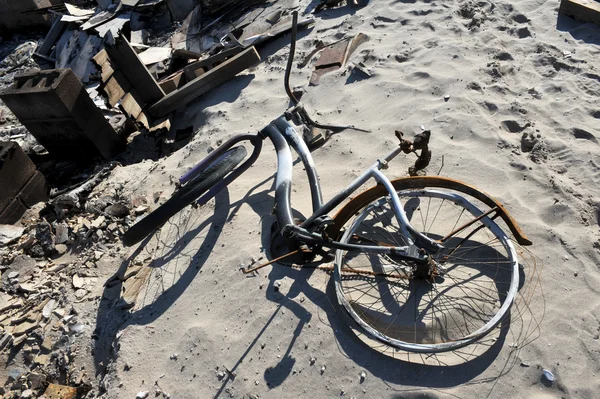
[{"x1": 122, "y1": 12, "x2": 532, "y2": 353}]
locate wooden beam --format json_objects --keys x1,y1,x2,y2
[
  {"x1": 560, "y1": 0, "x2": 600, "y2": 25},
  {"x1": 92, "y1": 49, "x2": 116, "y2": 82},
  {"x1": 104, "y1": 70, "x2": 132, "y2": 107},
  {"x1": 120, "y1": 90, "x2": 144, "y2": 119},
  {"x1": 105, "y1": 32, "x2": 165, "y2": 105},
  {"x1": 149, "y1": 47, "x2": 260, "y2": 117},
  {"x1": 36, "y1": 17, "x2": 67, "y2": 56},
  {"x1": 182, "y1": 47, "x2": 243, "y2": 81},
  {"x1": 159, "y1": 70, "x2": 184, "y2": 94}
]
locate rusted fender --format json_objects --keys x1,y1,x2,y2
[{"x1": 330, "y1": 176, "x2": 532, "y2": 246}]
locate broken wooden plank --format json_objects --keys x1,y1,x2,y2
[
  {"x1": 173, "y1": 48, "x2": 202, "y2": 60},
  {"x1": 559, "y1": 0, "x2": 600, "y2": 25},
  {"x1": 182, "y1": 47, "x2": 243, "y2": 81},
  {"x1": 105, "y1": 32, "x2": 165, "y2": 105},
  {"x1": 159, "y1": 70, "x2": 184, "y2": 94},
  {"x1": 149, "y1": 46, "x2": 260, "y2": 117},
  {"x1": 119, "y1": 90, "x2": 144, "y2": 119},
  {"x1": 241, "y1": 16, "x2": 315, "y2": 47},
  {"x1": 37, "y1": 17, "x2": 68, "y2": 56},
  {"x1": 104, "y1": 70, "x2": 132, "y2": 107},
  {"x1": 92, "y1": 49, "x2": 116, "y2": 82},
  {"x1": 136, "y1": 111, "x2": 150, "y2": 129}
]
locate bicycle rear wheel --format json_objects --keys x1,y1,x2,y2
[
  {"x1": 333, "y1": 187, "x2": 519, "y2": 353},
  {"x1": 122, "y1": 146, "x2": 247, "y2": 246}
]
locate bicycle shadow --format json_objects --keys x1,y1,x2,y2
[
  {"x1": 211, "y1": 182, "x2": 524, "y2": 396},
  {"x1": 92, "y1": 189, "x2": 231, "y2": 379}
]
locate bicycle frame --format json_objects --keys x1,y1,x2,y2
[
  {"x1": 262, "y1": 116, "x2": 442, "y2": 258},
  {"x1": 181, "y1": 110, "x2": 442, "y2": 263}
]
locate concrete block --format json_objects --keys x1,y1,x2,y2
[
  {"x1": 0, "y1": 69, "x2": 125, "y2": 159},
  {"x1": 0, "y1": 198, "x2": 27, "y2": 225},
  {"x1": 0, "y1": 0, "x2": 63, "y2": 32},
  {"x1": 0, "y1": 141, "x2": 36, "y2": 214},
  {"x1": 19, "y1": 171, "x2": 49, "y2": 208}
]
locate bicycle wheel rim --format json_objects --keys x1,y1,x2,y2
[{"x1": 334, "y1": 188, "x2": 519, "y2": 353}]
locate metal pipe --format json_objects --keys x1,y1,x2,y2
[
  {"x1": 370, "y1": 168, "x2": 442, "y2": 253},
  {"x1": 273, "y1": 117, "x2": 324, "y2": 211},
  {"x1": 262, "y1": 124, "x2": 295, "y2": 228},
  {"x1": 284, "y1": 11, "x2": 299, "y2": 104}
]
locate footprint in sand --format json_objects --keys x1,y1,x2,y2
[
  {"x1": 494, "y1": 51, "x2": 514, "y2": 61},
  {"x1": 501, "y1": 120, "x2": 530, "y2": 133},
  {"x1": 572, "y1": 128, "x2": 598, "y2": 144},
  {"x1": 512, "y1": 13, "x2": 530, "y2": 24},
  {"x1": 480, "y1": 101, "x2": 499, "y2": 113}
]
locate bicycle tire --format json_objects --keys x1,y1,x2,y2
[
  {"x1": 122, "y1": 146, "x2": 247, "y2": 247},
  {"x1": 333, "y1": 186, "x2": 519, "y2": 353}
]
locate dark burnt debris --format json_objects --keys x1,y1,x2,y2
[{"x1": 0, "y1": 0, "x2": 374, "y2": 397}]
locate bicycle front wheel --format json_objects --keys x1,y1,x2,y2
[
  {"x1": 122, "y1": 146, "x2": 247, "y2": 246},
  {"x1": 333, "y1": 187, "x2": 519, "y2": 353}
]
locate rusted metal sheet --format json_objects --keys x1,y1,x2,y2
[
  {"x1": 43, "y1": 383, "x2": 78, "y2": 399},
  {"x1": 309, "y1": 33, "x2": 369, "y2": 85}
]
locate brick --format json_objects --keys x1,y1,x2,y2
[
  {"x1": 0, "y1": 141, "x2": 36, "y2": 213},
  {"x1": 0, "y1": 69, "x2": 125, "y2": 160},
  {"x1": 0, "y1": 197, "x2": 27, "y2": 225},
  {"x1": 19, "y1": 171, "x2": 49, "y2": 208}
]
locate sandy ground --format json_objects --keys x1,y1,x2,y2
[{"x1": 90, "y1": 0, "x2": 600, "y2": 398}]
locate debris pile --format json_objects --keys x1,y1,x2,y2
[
  {"x1": 0, "y1": 0, "x2": 373, "y2": 396},
  {"x1": 0, "y1": 166, "x2": 152, "y2": 397}
]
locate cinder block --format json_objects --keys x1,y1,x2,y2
[
  {"x1": 0, "y1": 197, "x2": 27, "y2": 225},
  {"x1": 19, "y1": 171, "x2": 49, "y2": 208},
  {"x1": 0, "y1": 0, "x2": 62, "y2": 32},
  {"x1": 0, "y1": 69, "x2": 125, "y2": 159},
  {"x1": 0, "y1": 141, "x2": 36, "y2": 213}
]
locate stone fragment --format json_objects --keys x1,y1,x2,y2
[
  {"x1": 91, "y1": 215, "x2": 106, "y2": 228},
  {"x1": 0, "y1": 224, "x2": 25, "y2": 246},
  {"x1": 54, "y1": 222, "x2": 69, "y2": 244}
]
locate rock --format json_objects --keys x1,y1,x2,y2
[
  {"x1": 0, "y1": 225, "x2": 25, "y2": 247},
  {"x1": 70, "y1": 323, "x2": 85, "y2": 334},
  {"x1": 105, "y1": 204, "x2": 129, "y2": 218},
  {"x1": 91, "y1": 216, "x2": 106, "y2": 229},
  {"x1": 137, "y1": 391, "x2": 149, "y2": 399},
  {"x1": 42, "y1": 299, "x2": 57, "y2": 319},
  {"x1": 28, "y1": 372, "x2": 46, "y2": 389},
  {"x1": 55, "y1": 244, "x2": 68, "y2": 256},
  {"x1": 134, "y1": 205, "x2": 149, "y2": 215},
  {"x1": 542, "y1": 369, "x2": 555, "y2": 382},
  {"x1": 0, "y1": 332, "x2": 14, "y2": 350},
  {"x1": 8, "y1": 271, "x2": 19, "y2": 279},
  {"x1": 18, "y1": 283, "x2": 36, "y2": 293},
  {"x1": 21, "y1": 389, "x2": 33, "y2": 398},
  {"x1": 72, "y1": 275, "x2": 85, "y2": 289},
  {"x1": 41, "y1": 336, "x2": 53, "y2": 352},
  {"x1": 12, "y1": 320, "x2": 39, "y2": 337},
  {"x1": 54, "y1": 222, "x2": 69, "y2": 244}
]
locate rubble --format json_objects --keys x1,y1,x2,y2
[{"x1": 0, "y1": 0, "x2": 374, "y2": 396}]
